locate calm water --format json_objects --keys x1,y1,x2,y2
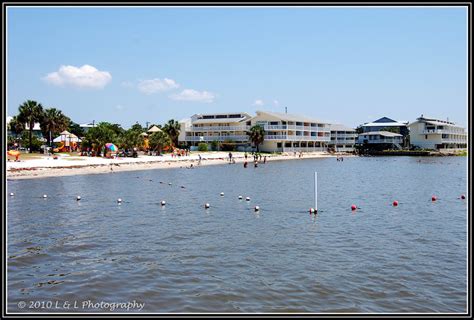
[{"x1": 7, "y1": 156, "x2": 467, "y2": 313}]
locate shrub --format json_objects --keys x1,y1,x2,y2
[{"x1": 197, "y1": 143, "x2": 208, "y2": 151}]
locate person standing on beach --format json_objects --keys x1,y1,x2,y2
[
  {"x1": 228, "y1": 152, "x2": 233, "y2": 163},
  {"x1": 198, "y1": 154, "x2": 202, "y2": 165},
  {"x1": 244, "y1": 152, "x2": 248, "y2": 160},
  {"x1": 264, "y1": 156, "x2": 267, "y2": 164}
]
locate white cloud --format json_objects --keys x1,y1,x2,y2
[
  {"x1": 169, "y1": 89, "x2": 215, "y2": 103},
  {"x1": 137, "y1": 78, "x2": 179, "y2": 94},
  {"x1": 42, "y1": 64, "x2": 112, "y2": 89},
  {"x1": 273, "y1": 100, "x2": 280, "y2": 106},
  {"x1": 253, "y1": 99, "x2": 264, "y2": 106}
]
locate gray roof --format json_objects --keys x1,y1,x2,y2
[
  {"x1": 359, "y1": 131, "x2": 403, "y2": 137},
  {"x1": 256, "y1": 110, "x2": 329, "y2": 124},
  {"x1": 329, "y1": 123, "x2": 355, "y2": 132},
  {"x1": 192, "y1": 117, "x2": 249, "y2": 124},
  {"x1": 363, "y1": 121, "x2": 408, "y2": 127}
]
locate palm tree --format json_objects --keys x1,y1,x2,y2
[
  {"x1": 248, "y1": 124, "x2": 265, "y2": 152},
  {"x1": 162, "y1": 119, "x2": 181, "y2": 147},
  {"x1": 17, "y1": 100, "x2": 44, "y2": 153},
  {"x1": 148, "y1": 131, "x2": 171, "y2": 155},
  {"x1": 8, "y1": 115, "x2": 25, "y2": 136},
  {"x1": 40, "y1": 108, "x2": 71, "y2": 147}
]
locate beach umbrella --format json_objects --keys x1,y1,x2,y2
[
  {"x1": 147, "y1": 125, "x2": 162, "y2": 133},
  {"x1": 105, "y1": 143, "x2": 118, "y2": 151}
]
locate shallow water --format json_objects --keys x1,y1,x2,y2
[{"x1": 7, "y1": 156, "x2": 468, "y2": 313}]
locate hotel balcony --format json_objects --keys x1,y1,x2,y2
[
  {"x1": 423, "y1": 129, "x2": 466, "y2": 135},
  {"x1": 185, "y1": 135, "x2": 249, "y2": 142},
  {"x1": 190, "y1": 125, "x2": 250, "y2": 131},
  {"x1": 264, "y1": 135, "x2": 331, "y2": 142},
  {"x1": 263, "y1": 124, "x2": 330, "y2": 132}
]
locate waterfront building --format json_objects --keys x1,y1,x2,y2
[
  {"x1": 178, "y1": 112, "x2": 252, "y2": 149},
  {"x1": 79, "y1": 122, "x2": 95, "y2": 134},
  {"x1": 360, "y1": 117, "x2": 409, "y2": 136},
  {"x1": 357, "y1": 131, "x2": 403, "y2": 150},
  {"x1": 249, "y1": 110, "x2": 331, "y2": 153},
  {"x1": 328, "y1": 124, "x2": 357, "y2": 152},
  {"x1": 7, "y1": 116, "x2": 43, "y2": 139},
  {"x1": 408, "y1": 115, "x2": 467, "y2": 150}
]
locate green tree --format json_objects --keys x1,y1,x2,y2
[
  {"x1": 119, "y1": 129, "x2": 144, "y2": 150},
  {"x1": 40, "y1": 108, "x2": 71, "y2": 147},
  {"x1": 148, "y1": 131, "x2": 171, "y2": 155},
  {"x1": 8, "y1": 115, "x2": 25, "y2": 136},
  {"x1": 17, "y1": 100, "x2": 44, "y2": 153},
  {"x1": 162, "y1": 119, "x2": 181, "y2": 147},
  {"x1": 247, "y1": 125, "x2": 265, "y2": 152},
  {"x1": 210, "y1": 140, "x2": 219, "y2": 151},
  {"x1": 68, "y1": 121, "x2": 85, "y2": 138},
  {"x1": 83, "y1": 122, "x2": 120, "y2": 156}
]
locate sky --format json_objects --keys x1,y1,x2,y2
[{"x1": 7, "y1": 6, "x2": 468, "y2": 129}]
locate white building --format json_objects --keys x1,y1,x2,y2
[
  {"x1": 408, "y1": 115, "x2": 467, "y2": 150},
  {"x1": 179, "y1": 112, "x2": 252, "y2": 148},
  {"x1": 357, "y1": 131, "x2": 403, "y2": 149},
  {"x1": 328, "y1": 124, "x2": 357, "y2": 152},
  {"x1": 250, "y1": 111, "x2": 331, "y2": 153}
]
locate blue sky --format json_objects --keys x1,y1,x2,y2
[{"x1": 7, "y1": 6, "x2": 468, "y2": 128}]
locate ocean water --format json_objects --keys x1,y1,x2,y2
[{"x1": 7, "y1": 156, "x2": 468, "y2": 313}]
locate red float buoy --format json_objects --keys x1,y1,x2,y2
[
  {"x1": 351, "y1": 204, "x2": 357, "y2": 211},
  {"x1": 432, "y1": 196, "x2": 437, "y2": 202},
  {"x1": 393, "y1": 200, "x2": 398, "y2": 207},
  {"x1": 461, "y1": 194, "x2": 466, "y2": 199}
]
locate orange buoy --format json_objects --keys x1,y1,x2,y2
[
  {"x1": 351, "y1": 204, "x2": 357, "y2": 211},
  {"x1": 432, "y1": 196, "x2": 437, "y2": 202},
  {"x1": 393, "y1": 201, "x2": 398, "y2": 207}
]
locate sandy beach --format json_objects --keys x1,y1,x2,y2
[{"x1": 6, "y1": 151, "x2": 353, "y2": 180}]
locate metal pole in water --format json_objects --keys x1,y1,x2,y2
[{"x1": 314, "y1": 172, "x2": 318, "y2": 211}]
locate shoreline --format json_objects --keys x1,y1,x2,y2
[{"x1": 7, "y1": 152, "x2": 354, "y2": 180}]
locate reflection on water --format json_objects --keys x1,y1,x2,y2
[{"x1": 7, "y1": 156, "x2": 467, "y2": 313}]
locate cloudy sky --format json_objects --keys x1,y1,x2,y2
[{"x1": 7, "y1": 6, "x2": 468, "y2": 128}]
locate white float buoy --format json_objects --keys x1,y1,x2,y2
[
  {"x1": 76, "y1": 196, "x2": 81, "y2": 201},
  {"x1": 245, "y1": 197, "x2": 250, "y2": 201},
  {"x1": 309, "y1": 208, "x2": 316, "y2": 214},
  {"x1": 43, "y1": 194, "x2": 48, "y2": 198},
  {"x1": 238, "y1": 195, "x2": 243, "y2": 200},
  {"x1": 254, "y1": 206, "x2": 260, "y2": 212},
  {"x1": 220, "y1": 192, "x2": 224, "y2": 196},
  {"x1": 10, "y1": 193, "x2": 14, "y2": 196},
  {"x1": 161, "y1": 200, "x2": 166, "y2": 206},
  {"x1": 117, "y1": 198, "x2": 122, "y2": 203},
  {"x1": 168, "y1": 183, "x2": 172, "y2": 186},
  {"x1": 204, "y1": 203, "x2": 210, "y2": 209}
]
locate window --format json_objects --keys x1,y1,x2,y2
[
  {"x1": 425, "y1": 135, "x2": 428, "y2": 139},
  {"x1": 277, "y1": 143, "x2": 282, "y2": 148}
]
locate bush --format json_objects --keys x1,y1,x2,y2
[
  {"x1": 197, "y1": 143, "x2": 208, "y2": 151},
  {"x1": 210, "y1": 140, "x2": 219, "y2": 151}
]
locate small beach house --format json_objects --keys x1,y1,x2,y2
[{"x1": 328, "y1": 124, "x2": 357, "y2": 152}]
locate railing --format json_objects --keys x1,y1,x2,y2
[
  {"x1": 332, "y1": 134, "x2": 357, "y2": 138},
  {"x1": 191, "y1": 125, "x2": 250, "y2": 131},
  {"x1": 441, "y1": 139, "x2": 467, "y2": 144},
  {"x1": 423, "y1": 129, "x2": 466, "y2": 135},
  {"x1": 185, "y1": 135, "x2": 249, "y2": 142},
  {"x1": 283, "y1": 147, "x2": 327, "y2": 153},
  {"x1": 357, "y1": 138, "x2": 403, "y2": 144},
  {"x1": 265, "y1": 135, "x2": 331, "y2": 142},
  {"x1": 264, "y1": 124, "x2": 330, "y2": 132}
]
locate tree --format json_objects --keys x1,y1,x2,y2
[
  {"x1": 8, "y1": 115, "x2": 25, "y2": 136},
  {"x1": 119, "y1": 128, "x2": 144, "y2": 150},
  {"x1": 17, "y1": 100, "x2": 44, "y2": 153},
  {"x1": 162, "y1": 119, "x2": 181, "y2": 147},
  {"x1": 83, "y1": 122, "x2": 120, "y2": 156},
  {"x1": 68, "y1": 121, "x2": 85, "y2": 138},
  {"x1": 248, "y1": 124, "x2": 265, "y2": 152},
  {"x1": 148, "y1": 131, "x2": 171, "y2": 155},
  {"x1": 40, "y1": 108, "x2": 71, "y2": 147},
  {"x1": 355, "y1": 125, "x2": 364, "y2": 134}
]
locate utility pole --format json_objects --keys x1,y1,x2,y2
[{"x1": 285, "y1": 107, "x2": 287, "y2": 114}]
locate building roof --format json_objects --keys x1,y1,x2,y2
[
  {"x1": 329, "y1": 124, "x2": 356, "y2": 132},
  {"x1": 410, "y1": 116, "x2": 464, "y2": 128},
  {"x1": 191, "y1": 112, "x2": 252, "y2": 124},
  {"x1": 192, "y1": 117, "x2": 249, "y2": 124},
  {"x1": 256, "y1": 110, "x2": 329, "y2": 124},
  {"x1": 359, "y1": 131, "x2": 403, "y2": 137}
]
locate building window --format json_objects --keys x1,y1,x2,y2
[{"x1": 277, "y1": 143, "x2": 282, "y2": 148}]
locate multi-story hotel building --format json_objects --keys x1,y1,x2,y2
[
  {"x1": 328, "y1": 124, "x2": 357, "y2": 152},
  {"x1": 408, "y1": 115, "x2": 467, "y2": 150},
  {"x1": 249, "y1": 110, "x2": 331, "y2": 152},
  {"x1": 178, "y1": 112, "x2": 252, "y2": 148}
]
